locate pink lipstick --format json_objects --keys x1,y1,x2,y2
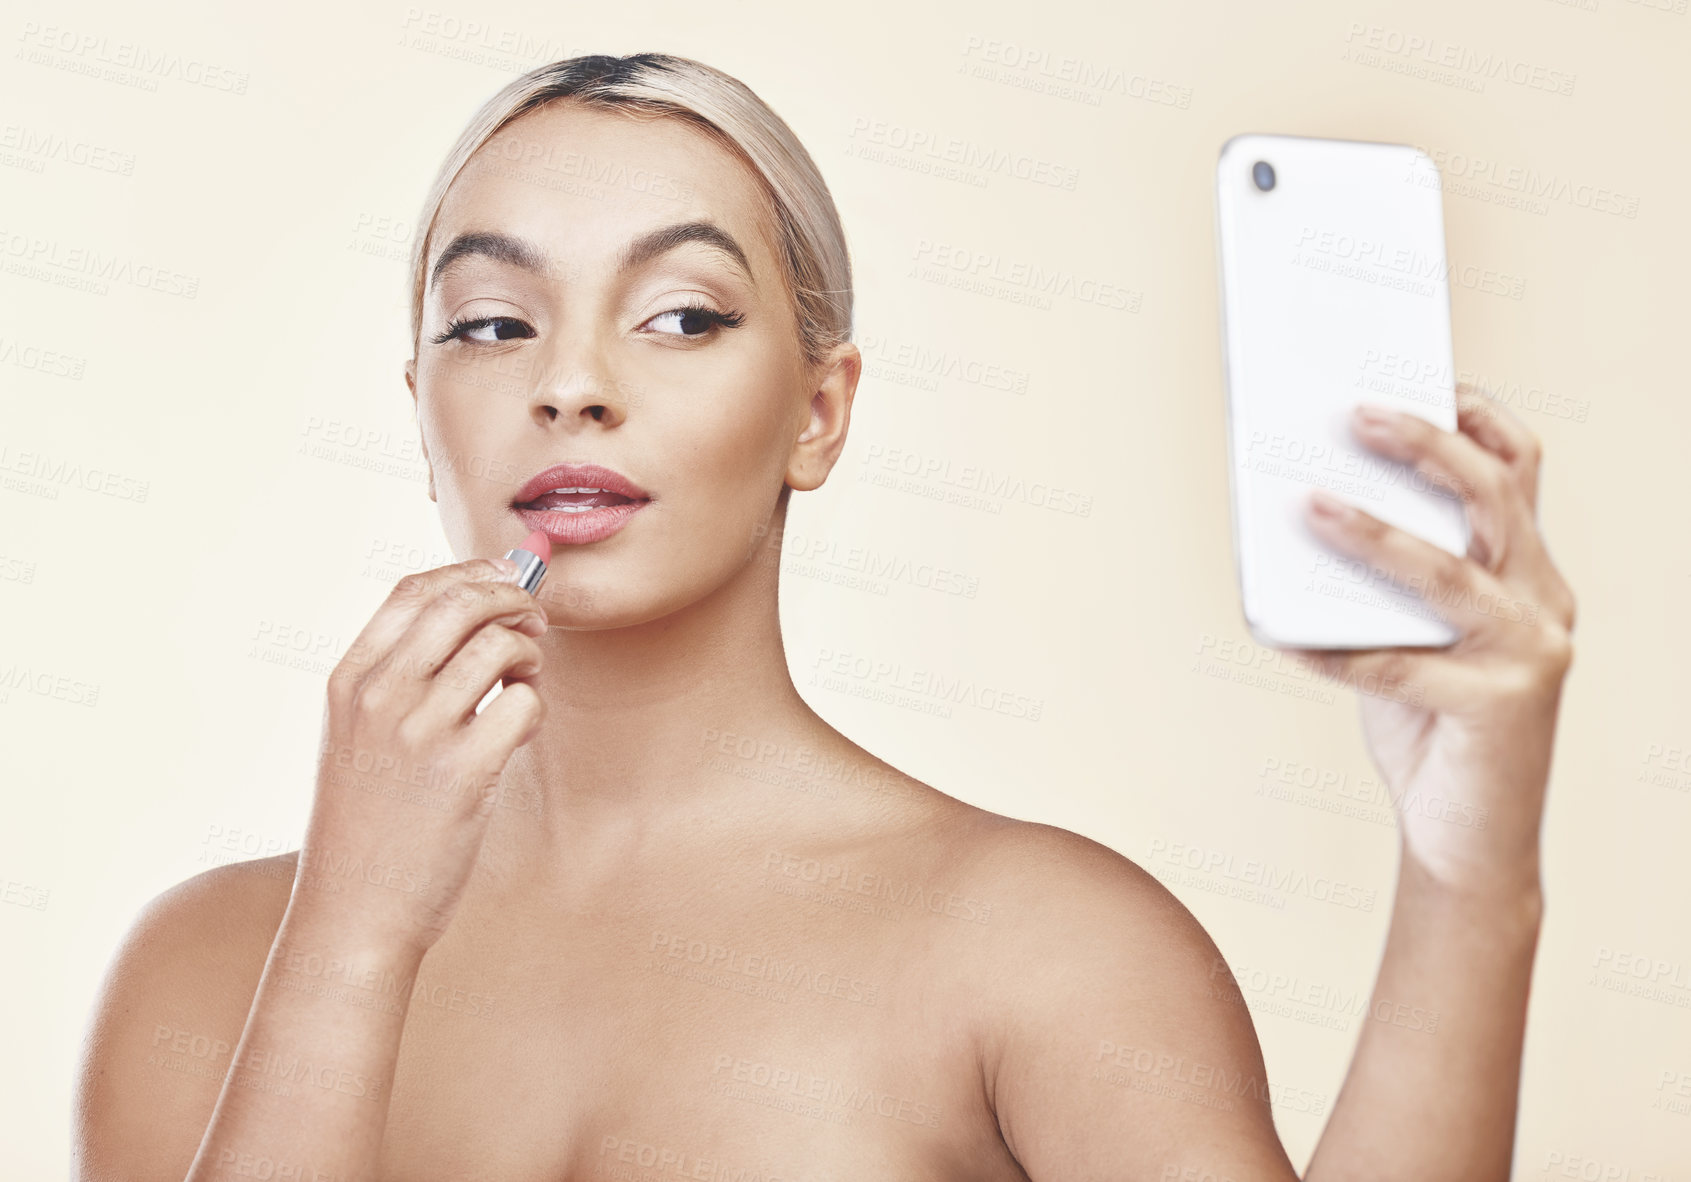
[
  {"x1": 511, "y1": 462, "x2": 651, "y2": 546},
  {"x1": 503, "y1": 528, "x2": 551, "y2": 596}
]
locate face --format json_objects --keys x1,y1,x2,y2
[{"x1": 407, "y1": 101, "x2": 857, "y2": 626}]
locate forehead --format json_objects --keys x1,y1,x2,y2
[{"x1": 431, "y1": 101, "x2": 780, "y2": 282}]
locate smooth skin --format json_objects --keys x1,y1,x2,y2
[{"x1": 72, "y1": 101, "x2": 1573, "y2": 1182}]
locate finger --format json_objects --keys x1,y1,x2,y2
[
  {"x1": 1456, "y1": 382, "x2": 1544, "y2": 511},
  {"x1": 1348, "y1": 403, "x2": 1521, "y2": 571},
  {"x1": 359, "y1": 579, "x2": 546, "y2": 714},
  {"x1": 1286, "y1": 645, "x2": 1486, "y2": 713},
  {"x1": 418, "y1": 622, "x2": 543, "y2": 727},
  {"x1": 1305, "y1": 490, "x2": 1528, "y2": 641},
  {"x1": 463, "y1": 678, "x2": 546, "y2": 771},
  {"x1": 334, "y1": 559, "x2": 524, "y2": 693}
]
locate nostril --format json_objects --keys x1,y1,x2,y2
[{"x1": 588, "y1": 405, "x2": 605, "y2": 421}]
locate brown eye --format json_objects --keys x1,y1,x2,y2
[
  {"x1": 431, "y1": 316, "x2": 534, "y2": 346},
  {"x1": 641, "y1": 304, "x2": 746, "y2": 337}
]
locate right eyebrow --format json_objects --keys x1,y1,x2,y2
[{"x1": 430, "y1": 231, "x2": 551, "y2": 288}]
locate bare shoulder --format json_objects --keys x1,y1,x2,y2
[
  {"x1": 72, "y1": 852, "x2": 299, "y2": 1181},
  {"x1": 941, "y1": 808, "x2": 1218, "y2": 969},
  {"x1": 919, "y1": 809, "x2": 1297, "y2": 1179}
]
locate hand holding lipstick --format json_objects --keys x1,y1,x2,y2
[{"x1": 293, "y1": 551, "x2": 549, "y2": 957}]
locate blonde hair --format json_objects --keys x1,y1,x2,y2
[{"x1": 407, "y1": 53, "x2": 853, "y2": 368}]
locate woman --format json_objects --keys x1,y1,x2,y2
[{"x1": 73, "y1": 53, "x2": 1575, "y2": 1181}]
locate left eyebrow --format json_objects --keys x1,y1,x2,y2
[
  {"x1": 617, "y1": 221, "x2": 754, "y2": 283},
  {"x1": 428, "y1": 221, "x2": 754, "y2": 289}
]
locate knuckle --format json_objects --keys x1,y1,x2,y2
[
  {"x1": 394, "y1": 710, "x2": 434, "y2": 751},
  {"x1": 1480, "y1": 461, "x2": 1513, "y2": 507},
  {"x1": 1542, "y1": 625, "x2": 1574, "y2": 675},
  {"x1": 474, "y1": 622, "x2": 523, "y2": 659},
  {"x1": 326, "y1": 660, "x2": 361, "y2": 699},
  {"x1": 504, "y1": 681, "x2": 543, "y2": 719},
  {"x1": 392, "y1": 572, "x2": 429, "y2": 601},
  {"x1": 1432, "y1": 548, "x2": 1469, "y2": 592},
  {"x1": 441, "y1": 580, "x2": 488, "y2": 607},
  {"x1": 1374, "y1": 649, "x2": 1410, "y2": 682},
  {"x1": 351, "y1": 679, "x2": 391, "y2": 723},
  {"x1": 1353, "y1": 510, "x2": 1389, "y2": 543}
]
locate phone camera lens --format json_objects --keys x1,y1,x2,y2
[{"x1": 1252, "y1": 161, "x2": 1276, "y2": 192}]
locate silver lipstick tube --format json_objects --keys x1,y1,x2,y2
[{"x1": 502, "y1": 545, "x2": 548, "y2": 596}]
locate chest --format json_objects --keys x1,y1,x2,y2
[{"x1": 374, "y1": 889, "x2": 1012, "y2": 1180}]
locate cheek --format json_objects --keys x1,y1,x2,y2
[
  {"x1": 415, "y1": 379, "x2": 515, "y2": 547},
  {"x1": 420, "y1": 373, "x2": 511, "y2": 474},
  {"x1": 669, "y1": 365, "x2": 793, "y2": 494},
  {"x1": 641, "y1": 363, "x2": 794, "y2": 565}
]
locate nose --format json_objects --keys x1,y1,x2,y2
[{"x1": 525, "y1": 346, "x2": 634, "y2": 429}]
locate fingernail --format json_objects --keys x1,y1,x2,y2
[
  {"x1": 491, "y1": 556, "x2": 521, "y2": 581},
  {"x1": 1354, "y1": 404, "x2": 1398, "y2": 430},
  {"x1": 1309, "y1": 490, "x2": 1352, "y2": 520}
]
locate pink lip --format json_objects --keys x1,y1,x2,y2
[{"x1": 511, "y1": 462, "x2": 652, "y2": 547}]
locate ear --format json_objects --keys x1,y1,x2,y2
[
  {"x1": 406, "y1": 357, "x2": 437, "y2": 503},
  {"x1": 786, "y1": 341, "x2": 861, "y2": 493}
]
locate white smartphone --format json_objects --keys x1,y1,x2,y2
[{"x1": 1214, "y1": 133, "x2": 1470, "y2": 650}]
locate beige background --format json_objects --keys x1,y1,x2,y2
[{"x1": 3, "y1": 0, "x2": 1687, "y2": 1175}]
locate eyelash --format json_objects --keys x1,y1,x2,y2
[{"x1": 429, "y1": 304, "x2": 746, "y2": 346}]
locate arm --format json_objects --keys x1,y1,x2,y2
[
  {"x1": 74, "y1": 558, "x2": 551, "y2": 1180},
  {"x1": 1295, "y1": 384, "x2": 1574, "y2": 1179},
  {"x1": 989, "y1": 387, "x2": 1573, "y2": 1180},
  {"x1": 1304, "y1": 857, "x2": 1542, "y2": 1180},
  {"x1": 72, "y1": 862, "x2": 424, "y2": 1182}
]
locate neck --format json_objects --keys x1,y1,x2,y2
[{"x1": 473, "y1": 510, "x2": 822, "y2": 891}]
